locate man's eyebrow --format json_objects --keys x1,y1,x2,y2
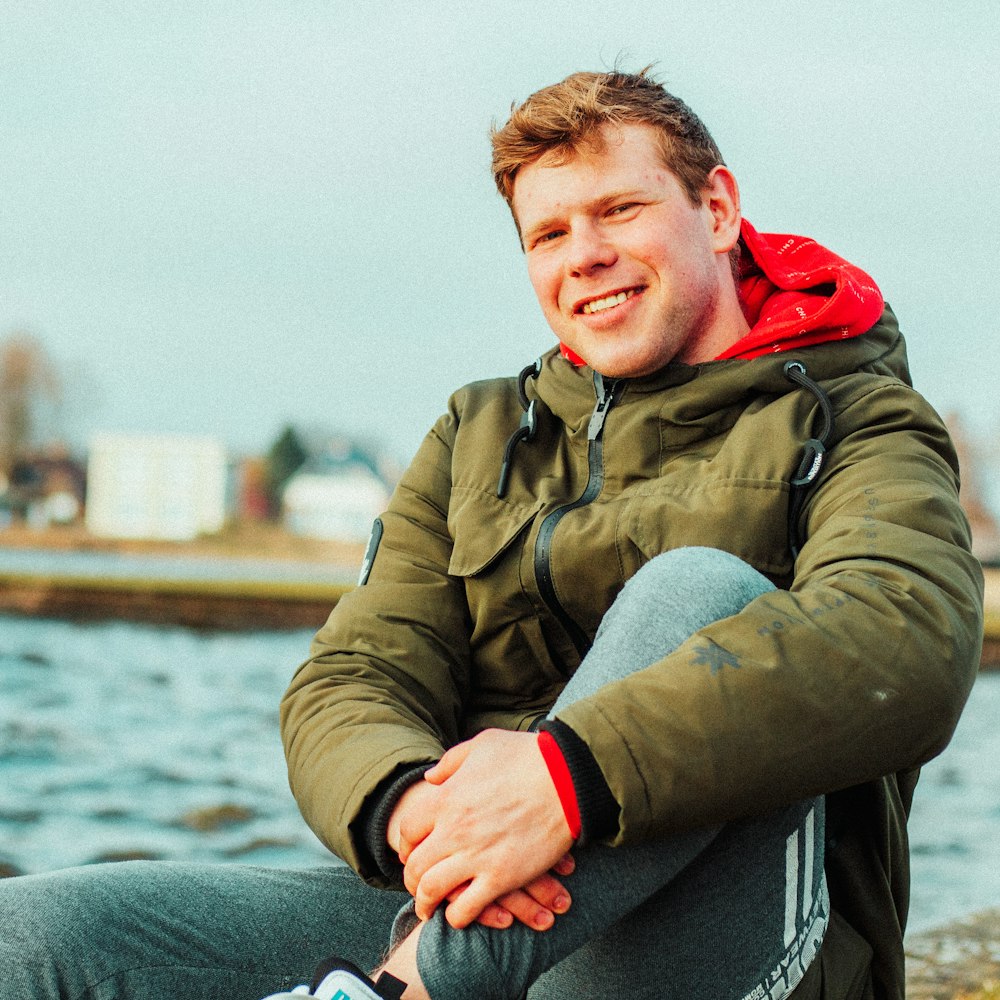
[{"x1": 520, "y1": 188, "x2": 650, "y2": 244}]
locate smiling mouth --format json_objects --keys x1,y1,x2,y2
[{"x1": 579, "y1": 288, "x2": 642, "y2": 315}]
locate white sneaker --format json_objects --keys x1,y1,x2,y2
[{"x1": 260, "y1": 957, "x2": 406, "y2": 1000}]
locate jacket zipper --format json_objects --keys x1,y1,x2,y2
[{"x1": 534, "y1": 371, "x2": 622, "y2": 659}]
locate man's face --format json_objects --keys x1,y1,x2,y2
[{"x1": 512, "y1": 123, "x2": 742, "y2": 377}]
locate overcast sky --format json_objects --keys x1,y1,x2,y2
[{"x1": 2, "y1": 1, "x2": 998, "y2": 465}]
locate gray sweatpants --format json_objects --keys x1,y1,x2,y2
[
  {"x1": 410, "y1": 546, "x2": 828, "y2": 1000},
  {"x1": 0, "y1": 548, "x2": 826, "y2": 1000}
]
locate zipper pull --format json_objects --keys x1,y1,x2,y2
[{"x1": 587, "y1": 373, "x2": 619, "y2": 440}]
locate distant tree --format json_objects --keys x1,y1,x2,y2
[
  {"x1": 264, "y1": 424, "x2": 308, "y2": 517},
  {"x1": 0, "y1": 332, "x2": 62, "y2": 474}
]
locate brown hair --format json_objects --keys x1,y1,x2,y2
[{"x1": 491, "y1": 68, "x2": 726, "y2": 210}]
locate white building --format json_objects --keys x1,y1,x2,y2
[
  {"x1": 86, "y1": 433, "x2": 227, "y2": 541},
  {"x1": 283, "y1": 463, "x2": 390, "y2": 542}
]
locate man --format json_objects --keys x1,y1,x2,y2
[
  {"x1": 271, "y1": 70, "x2": 983, "y2": 999},
  {"x1": 0, "y1": 69, "x2": 982, "y2": 1000}
]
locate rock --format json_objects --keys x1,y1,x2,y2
[
  {"x1": 907, "y1": 910, "x2": 1000, "y2": 1000},
  {"x1": 223, "y1": 836, "x2": 298, "y2": 858},
  {"x1": 177, "y1": 803, "x2": 256, "y2": 831}
]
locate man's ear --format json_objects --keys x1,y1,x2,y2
[{"x1": 704, "y1": 165, "x2": 742, "y2": 254}]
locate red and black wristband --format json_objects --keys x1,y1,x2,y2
[
  {"x1": 538, "y1": 729, "x2": 582, "y2": 840},
  {"x1": 537, "y1": 718, "x2": 620, "y2": 845}
]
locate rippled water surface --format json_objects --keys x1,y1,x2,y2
[
  {"x1": 1, "y1": 615, "x2": 332, "y2": 874},
  {"x1": 906, "y1": 668, "x2": 1000, "y2": 931},
  {"x1": 1, "y1": 614, "x2": 996, "y2": 935}
]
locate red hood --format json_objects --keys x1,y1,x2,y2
[
  {"x1": 721, "y1": 219, "x2": 884, "y2": 360},
  {"x1": 559, "y1": 218, "x2": 884, "y2": 366}
]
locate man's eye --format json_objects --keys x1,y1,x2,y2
[
  {"x1": 531, "y1": 230, "x2": 565, "y2": 248},
  {"x1": 609, "y1": 203, "x2": 638, "y2": 216}
]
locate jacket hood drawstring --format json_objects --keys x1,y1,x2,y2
[
  {"x1": 497, "y1": 358, "x2": 541, "y2": 499},
  {"x1": 784, "y1": 360, "x2": 835, "y2": 560}
]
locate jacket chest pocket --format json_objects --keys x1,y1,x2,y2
[
  {"x1": 624, "y1": 479, "x2": 794, "y2": 579},
  {"x1": 447, "y1": 487, "x2": 540, "y2": 578},
  {"x1": 446, "y1": 486, "x2": 565, "y2": 709},
  {"x1": 447, "y1": 486, "x2": 542, "y2": 650}
]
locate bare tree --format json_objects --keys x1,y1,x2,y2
[{"x1": 0, "y1": 332, "x2": 62, "y2": 473}]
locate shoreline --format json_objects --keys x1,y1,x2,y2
[
  {"x1": 0, "y1": 524, "x2": 362, "y2": 630},
  {"x1": 0, "y1": 571, "x2": 350, "y2": 630},
  {"x1": 0, "y1": 522, "x2": 366, "y2": 565}
]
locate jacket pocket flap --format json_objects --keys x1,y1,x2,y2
[{"x1": 447, "y1": 487, "x2": 540, "y2": 577}]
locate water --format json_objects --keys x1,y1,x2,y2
[
  {"x1": 907, "y1": 670, "x2": 1000, "y2": 931},
  {"x1": 1, "y1": 614, "x2": 996, "y2": 935},
  {"x1": 0, "y1": 615, "x2": 334, "y2": 873}
]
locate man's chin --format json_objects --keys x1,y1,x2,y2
[
  {"x1": 562, "y1": 335, "x2": 680, "y2": 378},
  {"x1": 583, "y1": 353, "x2": 674, "y2": 380}
]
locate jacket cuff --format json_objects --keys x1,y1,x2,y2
[
  {"x1": 359, "y1": 762, "x2": 435, "y2": 880},
  {"x1": 538, "y1": 731, "x2": 582, "y2": 840},
  {"x1": 537, "y1": 718, "x2": 619, "y2": 844}
]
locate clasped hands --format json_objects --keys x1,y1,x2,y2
[{"x1": 386, "y1": 728, "x2": 576, "y2": 932}]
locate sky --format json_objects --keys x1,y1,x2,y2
[{"x1": 2, "y1": 1, "x2": 998, "y2": 467}]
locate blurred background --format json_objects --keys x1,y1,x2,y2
[{"x1": 1, "y1": 0, "x2": 997, "y2": 951}]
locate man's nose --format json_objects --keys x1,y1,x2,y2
[{"x1": 566, "y1": 225, "x2": 618, "y2": 276}]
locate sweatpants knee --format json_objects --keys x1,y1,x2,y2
[
  {"x1": 555, "y1": 549, "x2": 774, "y2": 712},
  {"x1": 628, "y1": 547, "x2": 774, "y2": 613},
  {"x1": 592, "y1": 547, "x2": 774, "y2": 654}
]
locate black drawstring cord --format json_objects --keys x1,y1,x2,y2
[
  {"x1": 784, "y1": 360, "x2": 835, "y2": 561},
  {"x1": 497, "y1": 359, "x2": 542, "y2": 498}
]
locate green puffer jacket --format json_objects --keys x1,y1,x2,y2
[{"x1": 281, "y1": 307, "x2": 983, "y2": 1000}]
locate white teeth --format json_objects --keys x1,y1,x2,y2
[{"x1": 582, "y1": 289, "x2": 635, "y2": 314}]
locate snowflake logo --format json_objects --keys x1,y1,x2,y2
[{"x1": 691, "y1": 641, "x2": 741, "y2": 675}]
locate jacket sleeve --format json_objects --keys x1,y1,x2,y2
[
  {"x1": 555, "y1": 380, "x2": 985, "y2": 845},
  {"x1": 280, "y1": 403, "x2": 468, "y2": 883}
]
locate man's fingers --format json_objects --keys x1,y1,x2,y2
[
  {"x1": 413, "y1": 859, "x2": 473, "y2": 922},
  {"x1": 396, "y1": 827, "x2": 428, "y2": 866},
  {"x1": 451, "y1": 874, "x2": 571, "y2": 932},
  {"x1": 521, "y1": 872, "x2": 571, "y2": 915},
  {"x1": 424, "y1": 739, "x2": 475, "y2": 785},
  {"x1": 402, "y1": 853, "x2": 424, "y2": 898},
  {"x1": 474, "y1": 903, "x2": 514, "y2": 929},
  {"x1": 396, "y1": 808, "x2": 436, "y2": 866},
  {"x1": 447, "y1": 883, "x2": 515, "y2": 931},
  {"x1": 402, "y1": 829, "x2": 451, "y2": 897},
  {"x1": 489, "y1": 888, "x2": 562, "y2": 931},
  {"x1": 552, "y1": 852, "x2": 575, "y2": 876},
  {"x1": 440, "y1": 876, "x2": 505, "y2": 929}
]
